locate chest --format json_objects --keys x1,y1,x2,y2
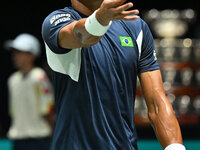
[
  {"x1": 85, "y1": 23, "x2": 139, "y2": 71},
  {"x1": 10, "y1": 76, "x2": 37, "y2": 98}
]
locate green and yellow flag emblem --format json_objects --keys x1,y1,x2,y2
[{"x1": 120, "y1": 36, "x2": 134, "y2": 47}]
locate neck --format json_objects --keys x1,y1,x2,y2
[
  {"x1": 72, "y1": 0, "x2": 101, "y2": 16},
  {"x1": 20, "y1": 64, "x2": 34, "y2": 75}
]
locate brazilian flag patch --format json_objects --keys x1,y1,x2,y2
[{"x1": 120, "y1": 36, "x2": 134, "y2": 47}]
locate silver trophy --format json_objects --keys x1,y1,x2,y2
[
  {"x1": 180, "y1": 48, "x2": 192, "y2": 62},
  {"x1": 163, "y1": 47, "x2": 176, "y2": 61},
  {"x1": 195, "y1": 69, "x2": 200, "y2": 85},
  {"x1": 194, "y1": 47, "x2": 200, "y2": 62},
  {"x1": 134, "y1": 96, "x2": 142, "y2": 115},
  {"x1": 179, "y1": 38, "x2": 193, "y2": 62},
  {"x1": 143, "y1": 9, "x2": 196, "y2": 63},
  {"x1": 162, "y1": 70, "x2": 177, "y2": 85},
  {"x1": 143, "y1": 9, "x2": 195, "y2": 39},
  {"x1": 178, "y1": 95, "x2": 191, "y2": 115},
  {"x1": 180, "y1": 68, "x2": 193, "y2": 86},
  {"x1": 193, "y1": 96, "x2": 200, "y2": 114},
  {"x1": 134, "y1": 96, "x2": 148, "y2": 119}
]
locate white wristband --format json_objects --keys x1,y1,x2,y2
[
  {"x1": 85, "y1": 10, "x2": 112, "y2": 36},
  {"x1": 164, "y1": 143, "x2": 186, "y2": 150}
]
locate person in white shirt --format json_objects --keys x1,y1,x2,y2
[{"x1": 6, "y1": 33, "x2": 55, "y2": 150}]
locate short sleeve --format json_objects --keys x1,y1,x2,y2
[
  {"x1": 41, "y1": 7, "x2": 81, "y2": 54},
  {"x1": 137, "y1": 20, "x2": 160, "y2": 73}
]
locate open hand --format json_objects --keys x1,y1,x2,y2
[{"x1": 96, "y1": 0, "x2": 139, "y2": 25}]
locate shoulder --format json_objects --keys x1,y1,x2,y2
[
  {"x1": 7, "y1": 71, "x2": 21, "y2": 86},
  {"x1": 121, "y1": 16, "x2": 149, "y2": 29},
  {"x1": 117, "y1": 17, "x2": 146, "y2": 37},
  {"x1": 8, "y1": 71, "x2": 21, "y2": 81},
  {"x1": 124, "y1": 17, "x2": 153, "y2": 38},
  {"x1": 41, "y1": 7, "x2": 81, "y2": 50},
  {"x1": 42, "y1": 7, "x2": 80, "y2": 26}
]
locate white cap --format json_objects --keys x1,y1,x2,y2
[{"x1": 6, "y1": 33, "x2": 41, "y2": 57}]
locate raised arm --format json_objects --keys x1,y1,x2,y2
[
  {"x1": 138, "y1": 69, "x2": 185, "y2": 149},
  {"x1": 58, "y1": 0, "x2": 139, "y2": 49}
]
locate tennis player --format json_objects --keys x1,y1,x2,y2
[{"x1": 42, "y1": 0, "x2": 185, "y2": 149}]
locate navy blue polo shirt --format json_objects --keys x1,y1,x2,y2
[{"x1": 42, "y1": 6, "x2": 160, "y2": 150}]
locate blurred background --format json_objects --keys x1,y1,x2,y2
[{"x1": 0, "y1": 0, "x2": 200, "y2": 149}]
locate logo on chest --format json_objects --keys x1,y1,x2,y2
[{"x1": 119, "y1": 36, "x2": 134, "y2": 47}]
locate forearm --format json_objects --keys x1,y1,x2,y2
[
  {"x1": 58, "y1": 18, "x2": 102, "y2": 49},
  {"x1": 148, "y1": 94, "x2": 183, "y2": 148},
  {"x1": 139, "y1": 70, "x2": 184, "y2": 148},
  {"x1": 59, "y1": 1, "x2": 139, "y2": 49},
  {"x1": 73, "y1": 18, "x2": 102, "y2": 47}
]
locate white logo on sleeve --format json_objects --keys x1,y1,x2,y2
[
  {"x1": 50, "y1": 14, "x2": 71, "y2": 25},
  {"x1": 153, "y1": 49, "x2": 157, "y2": 60}
]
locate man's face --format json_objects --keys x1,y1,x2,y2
[
  {"x1": 78, "y1": 0, "x2": 103, "y2": 6},
  {"x1": 78, "y1": 0, "x2": 102, "y2": 2}
]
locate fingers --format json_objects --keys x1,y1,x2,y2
[
  {"x1": 123, "y1": 15, "x2": 139, "y2": 20},
  {"x1": 116, "y1": 2, "x2": 133, "y2": 12},
  {"x1": 114, "y1": 10, "x2": 139, "y2": 20},
  {"x1": 98, "y1": 0, "x2": 139, "y2": 23},
  {"x1": 115, "y1": 14, "x2": 139, "y2": 20},
  {"x1": 121, "y1": 9, "x2": 139, "y2": 16},
  {"x1": 117, "y1": 0, "x2": 127, "y2": 6},
  {"x1": 114, "y1": 2, "x2": 139, "y2": 20}
]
